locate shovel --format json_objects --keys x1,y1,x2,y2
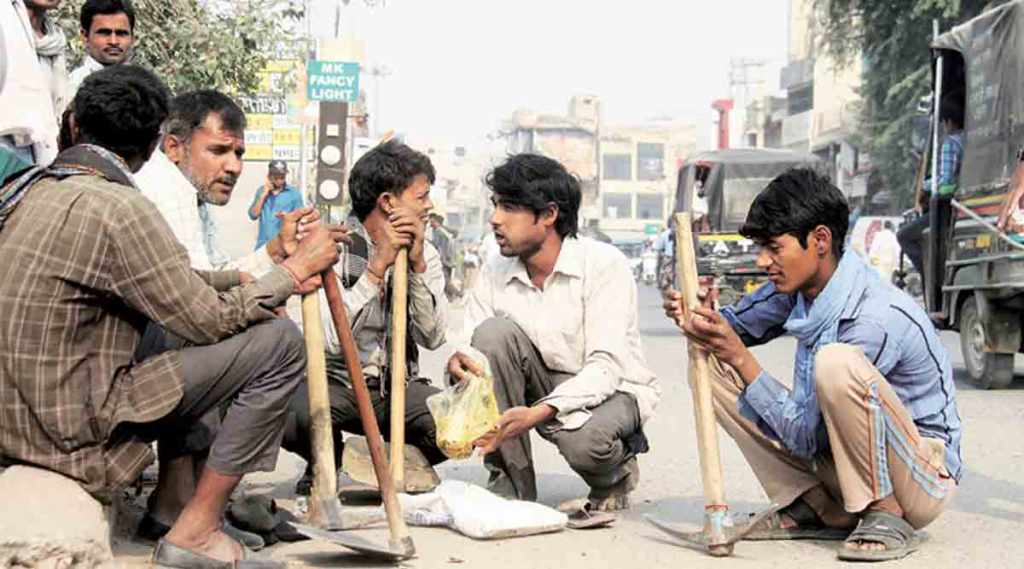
[
  {"x1": 297, "y1": 289, "x2": 410, "y2": 560},
  {"x1": 321, "y1": 267, "x2": 416, "y2": 559}
]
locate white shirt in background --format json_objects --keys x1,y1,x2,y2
[
  {"x1": 461, "y1": 236, "x2": 660, "y2": 431},
  {"x1": 68, "y1": 55, "x2": 105, "y2": 98}
]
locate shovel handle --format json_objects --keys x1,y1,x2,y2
[
  {"x1": 389, "y1": 249, "x2": 409, "y2": 491},
  {"x1": 300, "y1": 292, "x2": 339, "y2": 523},
  {"x1": 322, "y1": 268, "x2": 412, "y2": 549}
]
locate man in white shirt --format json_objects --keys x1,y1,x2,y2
[
  {"x1": 0, "y1": 0, "x2": 64, "y2": 164},
  {"x1": 448, "y1": 154, "x2": 660, "y2": 510},
  {"x1": 132, "y1": 89, "x2": 346, "y2": 547},
  {"x1": 135, "y1": 90, "x2": 315, "y2": 277},
  {"x1": 68, "y1": 0, "x2": 135, "y2": 97}
]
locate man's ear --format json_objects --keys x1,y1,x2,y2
[
  {"x1": 163, "y1": 134, "x2": 185, "y2": 164},
  {"x1": 377, "y1": 192, "x2": 396, "y2": 215},
  {"x1": 539, "y1": 203, "x2": 559, "y2": 229},
  {"x1": 813, "y1": 225, "x2": 833, "y2": 256},
  {"x1": 79, "y1": 28, "x2": 88, "y2": 45}
]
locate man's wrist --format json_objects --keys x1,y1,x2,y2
[
  {"x1": 280, "y1": 258, "x2": 310, "y2": 285},
  {"x1": 731, "y1": 349, "x2": 763, "y2": 386},
  {"x1": 531, "y1": 404, "x2": 557, "y2": 424}
]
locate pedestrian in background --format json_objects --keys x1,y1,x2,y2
[{"x1": 249, "y1": 159, "x2": 304, "y2": 250}]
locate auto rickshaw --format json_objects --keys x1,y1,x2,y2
[
  {"x1": 923, "y1": 0, "x2": 1024, "y2": 388},
  {"x1": 673, "y1": 148, "x2": 823, "y2": 305}
]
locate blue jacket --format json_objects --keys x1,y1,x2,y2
[{"x1": 721, "y1": 275, "x2": 964, "y2": 481}]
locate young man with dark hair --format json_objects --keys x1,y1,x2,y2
[
  {"x1": 282, "y1": 139, "x2": 450, "y2": 493},
  {"x1": 664, "y1": 168, "x2": 961, "y2": 562},
  {"x1": 447, "y1": 153, "x2": 659, "y2": 510},
  {"x1": 0, "y1": 65, "x2": 340, "y2": 567},
  {"x1": 69, "y1": 0, "x2": 135, "y2": 97}
]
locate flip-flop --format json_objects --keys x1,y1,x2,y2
[
  {"x1": 837, "y1": 511, "x2": 921, "y2": 562},
  {"x1": 743, "y1": 499, "x2": 850, "y2": 541},
  {"x1": 566, "y1": 507, "x2": 616, "y2": 530},
  {"x1": 152, "y1": 538, "x2": 284, "y2": 568}
]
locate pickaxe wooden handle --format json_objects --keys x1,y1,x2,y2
[{"x1": 674, "y1": 212, "x2": 732, "y2": 557}]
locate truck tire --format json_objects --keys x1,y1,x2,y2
[{"x1": 959, "y1": 297, "x2": 1015, "y2": 389}]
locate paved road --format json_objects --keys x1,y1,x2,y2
[{"x1": 116, "y1": 284, "x2": 1024, "y2": 568}]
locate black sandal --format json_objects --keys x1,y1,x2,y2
[
  {"x1": 837, "y1": 511, "x2": 920, "y2": 562},
  {"x1": 744, "y1": 498, "x2": 851, "y2": 541}
]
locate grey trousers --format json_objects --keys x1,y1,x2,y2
[
  {"x1": 471, "y1": 317, "x2": 647, "y2": 501},
  {"x1": 132, "y1": 318, "x2": 305, "y2": 476},
  {"x1": 281, "y1": 376, "x2": 446, "y2": 471}
]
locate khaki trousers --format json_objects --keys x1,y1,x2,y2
[{"x1": 709, "y1": 343, "x2": 955, "y2": 529}]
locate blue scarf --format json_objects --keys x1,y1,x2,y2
[{"x1": 783, "y1": 251, "x2": 877, "y2": 436}]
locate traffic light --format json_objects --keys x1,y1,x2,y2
[{"x1": 315, "y1": 101, "x2": 348, "y2": 206}]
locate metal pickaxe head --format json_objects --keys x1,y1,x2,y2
[{"x1": 645, "y1": 504, "x2": 781, "y2": 557}]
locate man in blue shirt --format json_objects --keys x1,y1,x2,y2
[
  {"x1": 664, "y1": 169, "x2": 961, "y2": 562},
  {"x1": 897, "y1": 99, "x2": 964, "y2": 278},
  {"x1": 249, "y1": 160, "x2": 304, "y2": 249}
]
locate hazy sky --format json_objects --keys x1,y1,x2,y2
[{"x1": 310, "y1": 0, "x2": 790, "y2": 151}]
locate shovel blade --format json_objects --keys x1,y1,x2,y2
[{"x1": 293, "y1": 522, "x2": 413, "y2": 561}]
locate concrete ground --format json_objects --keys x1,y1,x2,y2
[{"x1": 115, "y1": 285, "x2": 1024, "y2": 568}]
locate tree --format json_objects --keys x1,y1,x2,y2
[
  {"x1": 815, "y1": 0, "x2": 1009, "y2": 209},
  {"x1": 55, "y1": 0, "x2": 306, "y2": 96}
]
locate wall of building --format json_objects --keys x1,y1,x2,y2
[{"x1": 597, "y1": 122, "x2": 696, "y2": 237}]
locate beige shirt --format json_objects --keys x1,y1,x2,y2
[{"x1": 461, "y1": 236, "x2": 660, "y2": 430}]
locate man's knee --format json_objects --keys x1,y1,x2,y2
[
  {"x1": 557, "y1": 428, "x2": 617, "y2": 474},
  {"x1": 470, "y1": 317, "x2": 520, "y2": 354},
  {"x1": 814, "y1": 343, "x2": 868, "y2": 409},
  {"x1": 260, "y1": 318, "x2": 305, "y2": 369}
]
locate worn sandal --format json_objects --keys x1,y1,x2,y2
[
  {"x1": 566, "y1": 503, "x2": 616, "y2": 530},
  {"x1": 152, "y1": 538, "x2": 283, "y2": 568},
  {"x1": 744, "y1": 499, "x2": 850, "y2": 541},
  {"x1": 837, "y1": 511, "x2": 920, "y2": 562}
]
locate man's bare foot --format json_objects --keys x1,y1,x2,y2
[
  {"x1": 164, "y1": 527, "x2": 244, "y2": 563},
  {"x1": 843, "y1": 495, "x2": 904, "y2": 553}
]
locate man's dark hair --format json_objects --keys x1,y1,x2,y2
[
  {"x1": 348, "y1": 140, "x2": 436, "y2": 221},
  {"x1": 429, "y1": 212, "x2": 444, "y2": 223},
  {"x1": 939, "y1": 94, "x2": 965, "y2": 129},
  {"x1": 72, "y1": 65, "x2": 169, "y2": 163},
  {"x1": 163, "y1": 90, "x2": 246, "y2": 144},
  {"x1": 485, "y1": 153, "x2": 581, "y2": 238},
  {"x1": 80, "y1": 0, "x2": 136, "y2": 33},
  {"x1": 740, "y1": 168, "x2": 849, "y2": 257}
]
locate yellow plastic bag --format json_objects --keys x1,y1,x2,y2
[{"x1": 427, "y1": 369, "x2": 501, "y2": 459}]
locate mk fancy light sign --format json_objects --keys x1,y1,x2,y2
[{"x1": 306, "y1": 60, "x2": 360, "y2": 103}]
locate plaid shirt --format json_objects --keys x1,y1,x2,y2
[
  {"x1": 938, "y1": 132, "x2": 963, "y2": 186},
  {"x1": 0, "y1": 146, "x2": 294, "y2": 500}
]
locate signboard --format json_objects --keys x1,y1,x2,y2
[{"x1": 306, "y1": 60, "x2": 360, "y2": 102}]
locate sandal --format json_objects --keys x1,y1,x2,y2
[
  {"x1": 837, "y1": 511, "x2": 920, "y2": 562},
  {"x1": 566, "y1": 502, "x2": 616, "y2": 530},
  {"x1": 744, "y1": 499, "x2": 850, "y2": 541},
  {"x1": 152, "y1": 538, "x2": 284, "y2": 568}
]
